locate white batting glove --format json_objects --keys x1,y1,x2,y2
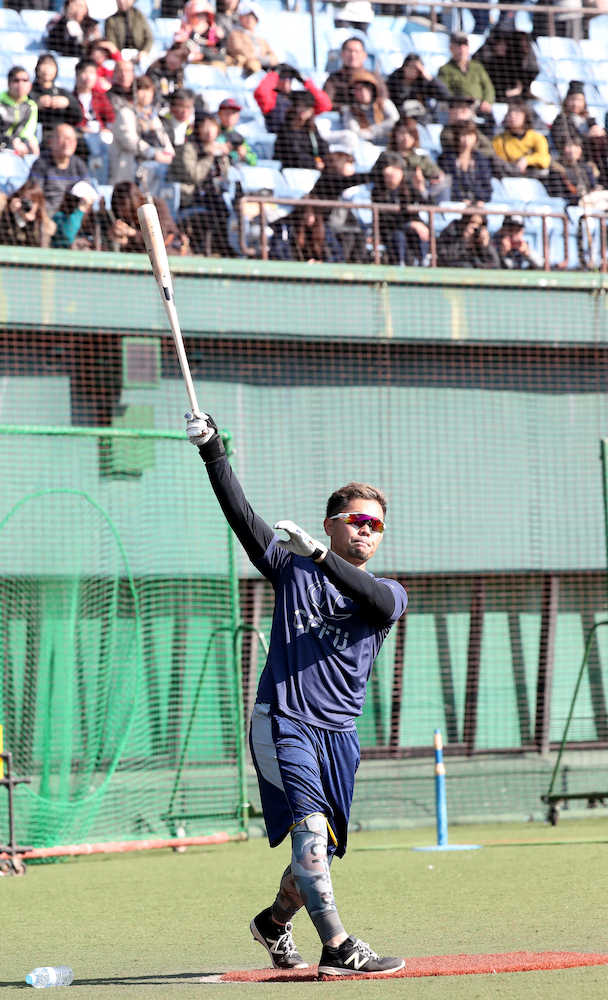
[
  {"x1": 185, "y1": 411, "x2": 215, "y2": 446},
  {"x1": 274, "y1": 520, "x2": 327, "y2": 562}
]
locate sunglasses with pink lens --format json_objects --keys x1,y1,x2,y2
[{"x1": 329, "y1": 512, "x2": 385, "y2": 533}]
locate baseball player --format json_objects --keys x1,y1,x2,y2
[{"x1": 187, "y1": 412, "x2": 407, "y2": 977}]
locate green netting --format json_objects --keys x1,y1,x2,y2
[
  {"x1": 0, "y1": 428, "x2": 249, "y2": 849},
  {"x1": 2, "y1": 257, "x2": 608, "y2": 843}
]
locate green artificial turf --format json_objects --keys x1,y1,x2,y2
[{"x1": 2, "y1": 819, "x2": 608, "y2": 999}]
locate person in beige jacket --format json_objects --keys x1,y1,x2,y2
[
  {"x1": 109, "y1": 73, "x2": 174, "y2": 188},
  {"x1": 226, "y1": 1, "x2": 278, "y2": 76}
]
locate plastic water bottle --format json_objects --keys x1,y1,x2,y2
[{"x1": 25, "y1": 967, "x2": 74, "y2": 988}]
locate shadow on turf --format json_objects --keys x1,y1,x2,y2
[{"x1": 0, "y1": 973, "x2": 220, "y2": 988}]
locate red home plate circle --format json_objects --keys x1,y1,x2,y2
[{"x1": 207, "y1": 952, "x2": 608, "y2": 983}]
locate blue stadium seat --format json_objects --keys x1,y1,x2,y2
[
  {"x1": 54, "y1": 56, "x2": 79, "y2": 88},
  {"x1": 19, "y1": 9, "x2": 55, "y2": 33},
  {"x1": 281, "y1": 167, "x2": 320, "y2": 197},
  {"x1": 529, "y1": 79, "x2": 560, "y2": 105},
  {"x1": 553, "y1": 58, "x2": 596, "y2": 86},
  {"x1": 1, "y1": 30, "x2": 33, "y2": 53},
  {"x1": 0, "y1": 8, "x2": 25, "y2": 30},
  {"x1": 183, "y1": 64, "x2": 229, "y2": 91},
  {"x1": 587, "y1": 13, "x2": 608, "y2": 42},
  {"x1": 0, "y1": 150, "x2": 33, "y2": 193},
  {"x1": 501, "y1": 177, "x2": 552, "y2": 204},
  {"x1": 95, "y1": 184, "x2": 113, "y2": 210},
  {"x1": 535, "y1": 36, "x2": 582, "y2": 61},
  {"x1": 409, "y1": 30, "x2": 450, "y2": 56},
  {"x1": 231, "y1": 163, "x2": 290, "y2": 195},
  {"x1": 154, "y1": 16, "x2": 180, "y2": 47}
]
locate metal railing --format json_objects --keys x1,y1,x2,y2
[{"x1": 239, "y1": 194, "x2": 579, "y2": 270}]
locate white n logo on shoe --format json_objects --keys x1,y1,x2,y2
[{"x1": 343, "y1": 949, "x2": 368, "y2": 971}]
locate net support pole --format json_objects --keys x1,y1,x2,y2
[{"x1": 413, "y1": 731, "x2": 482, "y2": 853}]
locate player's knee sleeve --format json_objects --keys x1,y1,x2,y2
[{"x1": 290, "y1": 813, "x2": 344, "y2": 943}]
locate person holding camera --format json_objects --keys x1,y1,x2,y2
[
  {"x1": 109, "y1": 180, "x2": 189, "y2": 254},
  {"x1": 0, "y1": 179, "x2": 55, "y2": 248},
  {"x1": 254, "y1": 63, "x2": 332, "y2": 134},
  {"x1": 437, "y1": 207, "x2": 500, "y2": 268}
]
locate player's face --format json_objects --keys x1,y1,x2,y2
[{"x1": 324, "y1": 499, "x2": 385, "y2": 568}]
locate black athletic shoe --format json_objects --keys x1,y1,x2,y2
[
  {"x1": 250, "y1": 907, "x2": 308, "y2": 970},
  {"x1": 318, "y1": 935, "x2": 405, "y2": 977}
]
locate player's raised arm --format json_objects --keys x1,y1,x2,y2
[{"x1": 186, "y1": 412, "x2": 274, "y2": 565}]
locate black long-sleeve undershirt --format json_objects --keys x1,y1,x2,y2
[{"x1": 202, "y1": 451, "x2": 397, "y2": 625}]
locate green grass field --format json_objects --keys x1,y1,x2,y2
[{"x1": 2, "y1": 818, "x2": 608, "y2": 999}]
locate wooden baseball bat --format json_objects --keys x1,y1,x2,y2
[{"x1": 137, "y1": 202, "x2": 203, "y2": 418}]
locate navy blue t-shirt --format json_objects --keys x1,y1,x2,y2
[
  {"x1": 205, "y1": 454, "x2": 408, "y2": 732},
  {"x1": 254, "y1": 539, "x2": 407, "y2": 731}
]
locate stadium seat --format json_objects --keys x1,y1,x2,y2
[
  {"x1": 95, "y1": 184, "x2": 113, "y2": 210},
  {"x1": 0, "y1": 150, "x2": 33, "y2": 193},
  {"x1": 0, "y1": 8, "x2": 25, "y2": 30},
  {"x1": 553, "y1": 58, "x2": 596, "y2": 87},
  {"x1": 417, "y1": 122, "x2": 442, "y2": 154},
  {"x1": 183, "y1": 64, "x2": 228, "y2": 91},
  {"x1": 535, "y1": 35, "x2": 581, "y2": 61},
  {"x1": 55, "y1": 56, "x2": 79, "y2": 88},
  {"x1": 154, "y1": 16, "x2": 180, "y2": 46},
  {"x1": 281, "y1": 167, "x2": 320, "y2": 197},
  {"x1": 410, "y1": 30, "x2": 450, "y2": 56},
  {"x1": 19, "y1": 9, "x2": 55, "y2": 33},
  {"x1": 231, "y1": 163, "x2": 289, "y2": 195},
  {"x1": 262, "y1": 12, "x2": 314, "y2": 70},
  {"x1": 0, "y1": 30, "x2": 32, "y2": 53},
  {"x1": 500, "y1": 176, "x2": 552, "y2": 204},
  {"x1": 529, "y1": 79, "x2": 560, "y2": 105},
  {"x1": 587, "y1": 13, "x2": 608, "y2": 42}
]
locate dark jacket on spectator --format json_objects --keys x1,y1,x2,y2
[
  {"x1": 30, "y1": 81, "x2": 82, "y2": 137},
  {"x1": 104, "y1": 6, "x2": 154, "y2": 54},
  {"x1": 437, "y1": 216, "x2": 500, "y2": 268},
  {"x1": 45, "y1": 12, "x2": 99, "y2": 56},
  {"x1": 386, "y1": 69, "x2": 450, "y2": 117},
  {"x1": 274, "y1": 118, "x2": 330, "y2": 169},
  {"x1": 437, "y1": 148, "x2": 493, "y2": 202}
]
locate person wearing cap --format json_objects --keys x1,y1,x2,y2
[
  {"x1": 254, "y1": 64, "x2": 332, "y2": 135},
  {"x1": 492, "y1": 101, "x2": 551, "y2": 178},
  {"x1": 51, "y1": 178, "x2": 98, "y2": 248},
  {"x1": 216, "y1": 97, "x2": 257, "y2": 164},
  {"x1": 388, "y1": 117, "x2": 451, "y2": 203},
  {"x1": 173, "y1": 0, "x2": 222, "y2": 63},
  {"x1": 323, "y1": 36, "x2": 387, "y2": 107},
  {"x1": 475, "y1": 26, "x2": 538, "y2": 104},
  {"x1": 551, "y1": 81, "x2": 608, "y2": 188},
  {"x1": 493, "y1": 215, "x2": 542, "y2": 269},
  {"x1": 104, "y1": 0, "x2": 154, "y2": 64},
  {"x1": 226, "y1": 2, "x2": 278, "y2": 77},
  {"x1": 28, "y1": 122, "x2": 92, "y2": 216},
  {"x1": 340, "y1": 70, "x2": 398, "y2": 146},
  {"x1": 386, "y1": 52, "x2": 450, "y2": 122},
  {"x1": 370, "y1": 150, "x2": 430, "y2": 266},
  {"x1": 437, "y1": 32, "x2": 495, "y2": 124},
  {"x1": 333, "y1": 0, "x2": 373, "y2": 33}
]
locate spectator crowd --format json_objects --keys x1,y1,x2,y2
[{"x1": 1, "y1": 0, "x2": 608, "y2": 268}]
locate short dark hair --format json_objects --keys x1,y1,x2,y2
[
  {"x1": 76, "y1": 58, "x2": 97, "y2": 74},
  {"x1": 326, "y1": 483, "x2": 387, "y2": 519},
  {"x1": 8, "y1": 65, "x2": 29, "y2": 83},
  {"x1": 341, "y1": 35, "x2": 366, "y2": 51},
  {"x1": 170, "y1": 87, "x2": 195, "y2": 104}
]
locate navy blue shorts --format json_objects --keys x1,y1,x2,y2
[{"x1": 249, "y1": 703, "x2": 360, "y2": 859}]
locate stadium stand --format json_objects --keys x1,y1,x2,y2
[{"x1": 0, "y1": 0, "x2": 608, "y2": 267}]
